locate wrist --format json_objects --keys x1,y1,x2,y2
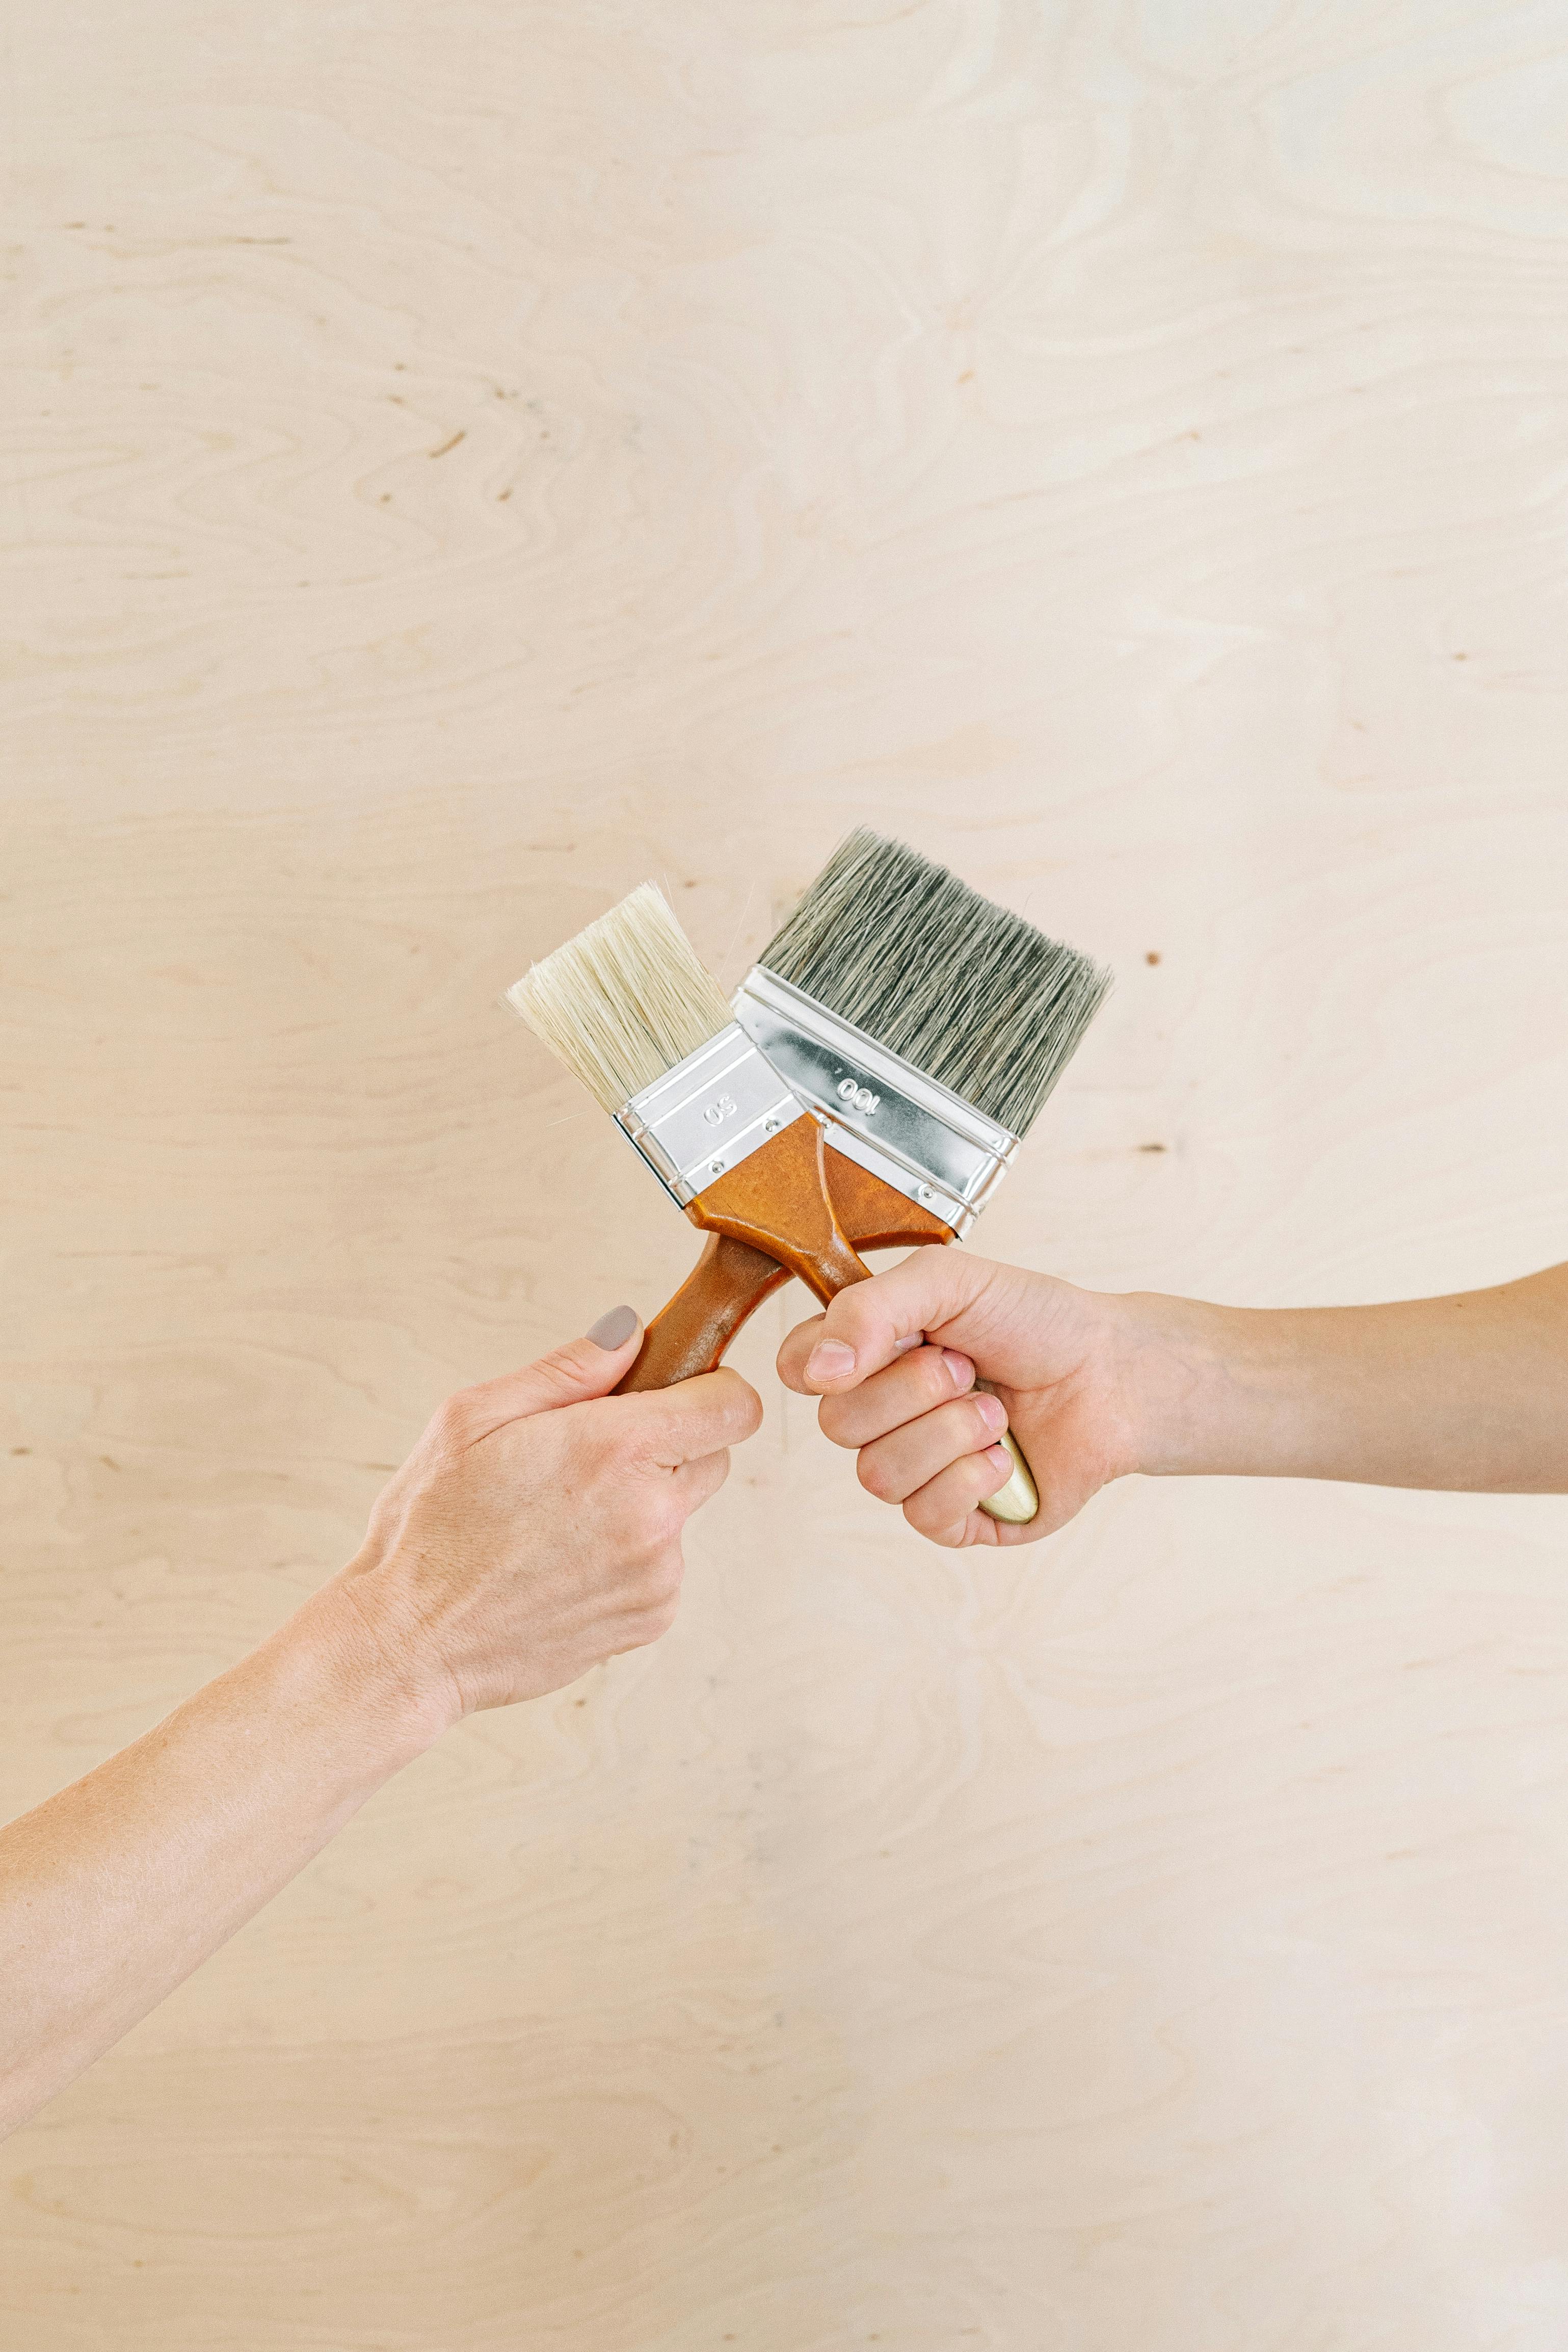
[
  {"x1": 274, "y1": 1576, "x2": 458, "y2": 1774},
  {"x1": 1105, "y1": 1290, "x2": 1248, "y2": 1479}
]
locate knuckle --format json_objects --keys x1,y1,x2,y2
[
  {"x1": 857, "y1": 1447, "x2": 898, "y2": 1503},
  {"x1": 624, "y1": 1593, "x2": 680, "y2": 1648},
  {"x1": 955, "y1": 1450, "x2": 996, "y2": 1503},
  {"x1": 432, "y1": 1393, "x2": 476, "y2": 1448},
  {"x1": 816, "y1": 1397, "x2": 856, "y2": 1447},
  {"x1": 703, "y1": 1447, "x2": 732, "y2": 1493},
  {"x1": 900, "y1": 1484, "x2": 937, "y2": 1529},
  {"x1": 713, "y1": 1371, "x2": 763, "y2": 1438},
  {"x1": 643, "y1": 1555, "x2": 684, "y2": 1609},
  {"x1": 643, "y1": 1488, "x2": 687, "y2": 1546},
  {"x1": 904, "y1": 1497, "x2": 968, "y2": 1548}
]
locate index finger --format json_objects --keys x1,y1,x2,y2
[{"x1": 610, "y1": 1367, "x2": 764, "y2": 1467}]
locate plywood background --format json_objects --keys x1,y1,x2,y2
[{"x1": 6, "y1": 3, "x2": 1568, "y2": 2345}]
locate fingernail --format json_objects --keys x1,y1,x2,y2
[
  {"x1": 587, "y1": 1304, "x2": 639, "y2": 1350},
  {"x1": 805, "y1": 1338, "x2": 857, "y2": 1383},
  {"x1": 976, "y1": 1391, "x2": 1007, "y2": 1434},
  {"x1": 942, "y1": 1349, "x2": 974, "y2": 1390},
  {"x1": 986, "y1": 1444, "x2": 1013, "y2": 1473},
  {"x1": 892, "y1": 1332, "x2": 924, "y2": 1356}
]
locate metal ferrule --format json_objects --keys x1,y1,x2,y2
[
  {"x1": 614, "y1": 1023, "x2": 808, "y2": 1208},
  {"x1": 732, "y1": 967, "x2": 1020, "y2": 1238}
]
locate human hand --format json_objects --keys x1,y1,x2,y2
[
  {"x1": 334, "y1": 1309, "x2": 762, "y2": 1725},
  {"x1": 778, "y1": 1253, "x2": 1141, "y2": 1549}
]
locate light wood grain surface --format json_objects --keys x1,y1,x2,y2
[{"x1": 6, "y1": 3, "x2": 1568, "y2": 2345}]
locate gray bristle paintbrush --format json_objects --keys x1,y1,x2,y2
[
  {"x1": 737, "y1": 827, "x2": 1111, "y2": 1222},
  {"x1": 729, "y1": 827, "x2": 1112, "y2": 1524},
  {"x1": 508, "y1": 840, "x2": 1110, "y2": 1528}
]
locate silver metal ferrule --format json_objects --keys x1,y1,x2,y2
[
  {"x1": 614, "y1": 1022, "x2": 808, "y2": 1208},
  {"x1": 732, "y1": 967, "x2": 1020, "y2": 1238}
]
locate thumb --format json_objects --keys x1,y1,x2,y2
[
  {"x1": 465, "y1": 1303, "x2": 645, "y2": 1429},
  {"x1": 778, "y1": 1252, "x2": 1002, "y2": 1395}
]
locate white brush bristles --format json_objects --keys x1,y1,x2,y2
[{"x1": 507, "y1": 883, "x2": 735, "y2": 1114}]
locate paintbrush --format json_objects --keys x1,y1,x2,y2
[
  {"x1": 506, "y1": 883, "x2": 883, "y2": 1387},
  {"x1": 720, "y1": 828, "x2": 1112, "y2": 1524}
]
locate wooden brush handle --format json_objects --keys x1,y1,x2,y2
[
  {"x1": 615, "y1": 1118, "x2": 1040, "y2": 1526},
  {"x1": 616, "y1": 1232, "x2": 793, "y2": 1393},
  {"x1": 619, "y1": 1126, "x2": 946, "y2": 1394},
  {"x1": 690, "y1": 1111, "x2": 871, "y2": 1301}
]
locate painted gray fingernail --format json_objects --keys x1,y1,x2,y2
[{"x1": 587, "y1": 1304, "x2": 639, "y2": 1350}]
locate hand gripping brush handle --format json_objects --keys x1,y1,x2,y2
[
  {"x1": 616, "y1": 1137, "x2": 1041, "y2": 1525},
  {"x1": 622, "y1": 817, "x2": 1118, "y2": 1529}
]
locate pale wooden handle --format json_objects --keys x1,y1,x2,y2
[{"x1": 974, "y1": 1378, "x2": 1040, "y2": 1525}]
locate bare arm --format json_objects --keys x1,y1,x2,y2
[
  {"x1": 0, "y1": 1591, "x2": 430, "y2": 2136},
  {"x1": 775, "y1": 1256, "x2": 1568, "y2": 1548},
  {"x1": 1127, "y1": 1266, "x2": 1568, "y2": 1492},
  {"x1": 1, "y1": 1315, "x2": 761, "y2": 2137}
]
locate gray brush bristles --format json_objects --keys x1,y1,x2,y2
[
  {"x1": 757, "y1": 830, "x2": 1112, "y2": 1137},
  {"x1": 507, "y1": 883, "x2": 735, "y2": 1113}
]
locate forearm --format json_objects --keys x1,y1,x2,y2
[
  {"x1": 1122, "y1": 1264, "x2": 1568, "y2": 1492},
  {"x1": 0, "y1": 1580, "x2": 442, "y2": 2138}
]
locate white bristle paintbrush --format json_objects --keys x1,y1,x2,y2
[
  {"x1": 507, "y1": 883, "x2": 882, "y2": 1393},
  {"x1": 723, "y1": 828, "x2": 1112, "y2": 1524}
]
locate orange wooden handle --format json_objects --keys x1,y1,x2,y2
[
  {"x1": 617, "y1": 1124, "x2": 952, "y2": 1394},
  {"x1": 616, "y1": 1233, "x2": 791, "y2": 1393}
]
